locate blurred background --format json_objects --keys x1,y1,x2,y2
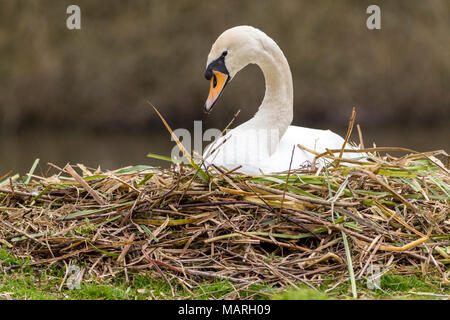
[{"x1": 0, "y1": 0, "x2": 449, "y2": 174}]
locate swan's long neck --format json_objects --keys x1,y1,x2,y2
[{"x1": 249, "y1": 35, "x2": 293, "y2": 141}]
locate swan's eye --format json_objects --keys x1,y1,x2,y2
[
  {"x1": 222, "y1": 51, "x2": 228, "y2": 57},
  {"x1": 212, "y1": 75, "x2": 217, "y2": 88}
]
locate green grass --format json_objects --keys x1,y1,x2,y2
[
  {"x1": 272, "y1": 287, "x2": 328, "y2": 300},
  {"x1": 1, "y1": 248, "x2": 448, "y2": 300},
  {"x1": 320, "y1": 272, "x2": 449, "y2": 300},
  {"x1": 0, "y1": 248, "x2": 272, "y2": 300},
  {"x1": 0, "y1": 269, "x2": 270, "y2": 300}
]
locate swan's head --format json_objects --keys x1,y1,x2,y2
[{"x1": 204, "y1": 26, "x2": 263, "y2": 113}]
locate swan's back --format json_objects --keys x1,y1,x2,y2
[
  {"x1": 267, "y1": 126, "x2": 365, "y2": 173},
  {"x1": 203, "y1": 125, "x2": 365, "y2": 175}
]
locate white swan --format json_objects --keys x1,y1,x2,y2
[{"x1": 202, "y1": 26, "x2": 365, "y2": 175}]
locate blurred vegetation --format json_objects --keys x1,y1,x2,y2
[{"x1": 0, "y1": 0, "x2": 449, "y2": 134}]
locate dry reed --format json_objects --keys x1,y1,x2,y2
[{"x1": 0, "y1": 142, "x2": 448, "y2": 298}]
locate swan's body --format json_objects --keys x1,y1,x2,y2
[
  {"x1": 204, "y1": 126, "x2": 355, "y2": 175},
  {"x1": 202, "y1": 26, "x2": 365, "y2": 175}
]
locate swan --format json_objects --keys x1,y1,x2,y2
[{"x1": 202, "y1": 26, "x2": 365, "y2": 175}]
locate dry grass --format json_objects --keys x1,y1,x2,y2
[{"x1": 0, "y1": 142, "x2": 448, "y2": 298}]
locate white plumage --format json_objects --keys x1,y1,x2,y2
[{"x1": 203, "y1": 26, "x2": 365, "y2": 175}]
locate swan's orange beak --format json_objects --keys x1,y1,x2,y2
[{"x1": 204, "y1": 70, "x2": 229, "y2": 113}]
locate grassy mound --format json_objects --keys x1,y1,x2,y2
[{"x1": 0, "y1": 145, "x2": 448, "y2": 299}]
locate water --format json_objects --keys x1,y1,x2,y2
[
  {"x1": 0, "y1": 126, "x2": 448, "y2": 176},
  {"x1": 0, "y1": 132, "x2": 172, "y2": 176}
]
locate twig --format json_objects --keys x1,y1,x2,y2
[
  {"x1": 336, "y1": 107, "x2": 356, "y2": 167},
  {"x1": 65, "y1": 164, "x2": 106, "y2": 206}
]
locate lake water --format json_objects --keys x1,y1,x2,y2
[{"x1": 1, "y1": 126, "x2": 448, "y2": 176}]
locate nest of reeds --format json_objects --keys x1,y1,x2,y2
[{"x1": 1, "y1": 142, "x2": 449, "y2": 297}]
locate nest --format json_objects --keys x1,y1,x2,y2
[{"x1": 0, "y1": 146, "x2": 449, "y2": 298}]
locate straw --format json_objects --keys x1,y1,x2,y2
[{"x1": 0, "y1": 111, "x2": 448, "y2": 298}]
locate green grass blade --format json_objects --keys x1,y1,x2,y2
[
  {"x1": 140, "y1": 224, "x2": 159, "y2": 243},
  {"x1": 24, "y1": 158, "x2": 40, "y2": 184},
  {"x1": 342, "y1": 231, "x2": 357, "y2": 299},
  {"x1": 115, "y1": 165, "x2": 155, "y2": 174},
  {"x1": 147, "y1": 153, "x2": 179, "y2": 163}
]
